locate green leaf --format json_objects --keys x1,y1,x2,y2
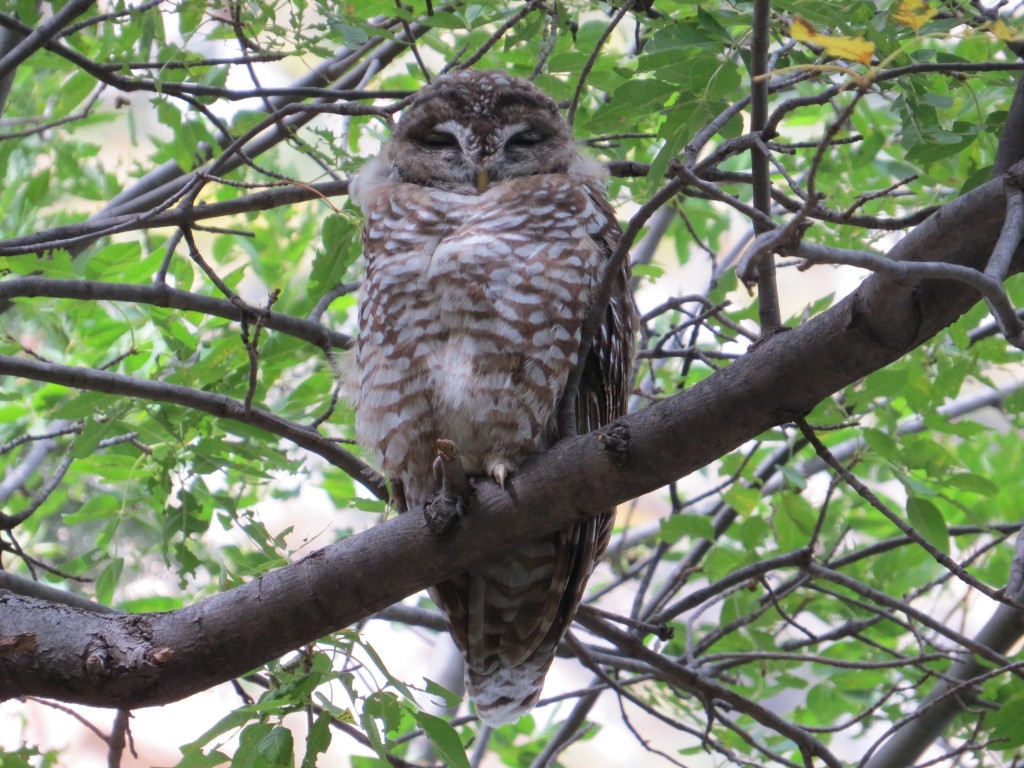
[
  {"x1": 300, "y1": 713, "x2": 332, "y2": 768},
  {"x1": 423, "y1": 678, "x2": 463, "y2": 709},
  {"x1": 73, "y1": 415, "x2": 121, "y2": 458},
  {"x1": 723, "y1": 485, "x2": 762, "y2": 515},
  {"x1": 906, "y1": 496, "x2": 949, "y2": 555},
  {"x1": 659, "y1": 514, "x2": 715, "y2": 543},
  {"x1": 863, "y1": 428, "x2": 900, "y2": 464},
  {"x1": 328, "y1": 18, "x2": 371, "y2": 44},
  {"x1": 63, "y1": 494, "x2": 119, "y2": 525},
  {"x1": 184, "y1": 709, "x2": 251, "y2": 751},
  {"x1": 988, "y1": 694, "x2": 1024, "y2": 747},
  {"x1": 256, "y1": 726, "x2": 294, "y2": 767},
  {"x1": 83, "y1": 241, "x2": 143, "y2": 280},
  {"x1": 584, "y1": 78, "x2": 675, "y2": 134},
  {"x1": 232, "y1": 723, "x2": 275, "y2": 768},
  {"x1": 173, "y1": 745, "x2": 231, "y2": 768},
  {"x1": 774, "y1": 492, "x2": 817, "y2": 550},
  {"x1": 411, "y1": 712, "x2": 471, "y2": 768},
  {"x1": 312, "y1": 214, "x2": 360, "y2": 295},
  {"x1": 944, "y1": 472, "x2": 998, "y2": 496},
  {"x1": 95, "y1": 557, "x2": 124, "y2": 605},
  {"x1": 632, "y1": 264, "x2": 665, "y2": 281},
  {"x1": 350, "y1": 759, "x2": 391, "y2": 768}
]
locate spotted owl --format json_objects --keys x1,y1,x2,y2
[{"x1": 350, "y1": 69, "x2": 635, "y2": 726}]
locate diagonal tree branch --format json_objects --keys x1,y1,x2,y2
[
  {"x1": 0, "y1": 0, "x2": 96, "y2": 80},
  {"x1": 1, "y1": 167, "x2": 1020, "y2": 711}
]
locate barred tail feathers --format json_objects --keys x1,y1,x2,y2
[{"x1": 465, "y1": 658, "x2": 550, "y2": 727}]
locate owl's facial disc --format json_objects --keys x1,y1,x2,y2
[{"x1": 388, "y1": 70, "x2": 577, "y2": 192}]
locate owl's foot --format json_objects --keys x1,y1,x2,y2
[
  {"x1": 424, "y1": 439, "x2": 471, "y2": 536},
  {"x1": 485, "y1": 457, "x2": 515, "y2": 489}
]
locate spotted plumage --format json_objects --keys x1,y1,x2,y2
[{"x1": 351, "y1": 69, "x2": 635, "y2": 726}]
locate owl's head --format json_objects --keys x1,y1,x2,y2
[{"x1": 386, "y1": 70, "x2": 577, "y2": 192}]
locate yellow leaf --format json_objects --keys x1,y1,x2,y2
[
  {"x1": 790, "y1": 14, "x2": 875, "y2": 65},
  {"x1": 892, "y1": 0, "x2": 937, "y2": 31},
  {"x1": 991, "y1": 19, "x2": 1024, "y2": 42}
]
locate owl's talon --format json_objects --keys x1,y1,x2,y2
[{"x1": 492, "y1": 463, "x2": 508, "y2": 489}]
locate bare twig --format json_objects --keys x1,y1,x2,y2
[
  {"x1": 791, "y1": 241, "x2": 1024, "y2": 348},
  {"x1": 566, "y1": 0, "x2": 634, "y2": 127}
]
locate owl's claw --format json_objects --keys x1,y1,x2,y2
[{"x1": 492, "y1": 463, "x2": 508, "y2": 489}]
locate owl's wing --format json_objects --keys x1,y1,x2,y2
[
  {"x1": 547, "y1": 181, "x2": 636, "y2": 622},
  {"x1": 430, "y1": 181, "x2": 635, "y2": 722}
]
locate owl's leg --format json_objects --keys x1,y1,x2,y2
[
  {"x1": 393, "y1": 479, "x2": 409, "y2": 514},
  {"x1": 423, "y1": 439, "x2": 471, "y2": 535}
]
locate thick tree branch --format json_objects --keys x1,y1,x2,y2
[{"x1": 0, "y1": 169, "x2": 1019, "y2": 710}]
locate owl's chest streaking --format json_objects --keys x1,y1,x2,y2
[{"x1": 354, "y1": 171, "x2": 611, "y2": 503}]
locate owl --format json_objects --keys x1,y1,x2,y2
[{"x1": 350, "y1": 69, "x2": 635, "y2": 726}]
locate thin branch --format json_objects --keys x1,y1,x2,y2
[
  {"x1": 575, "y1": 613, "x2": 844, "y2": 768},
  {"x1": 791, "y1": 240, "x2": 1024, "y2": 348},
  {"x1": 749, "y1": 0, "x2": 782, "y2": 335},
  {"x1": 566, "y1": 0, "x2": 634, "y2": 127},
  {"x1": 58, "y1": 0, "x2": 163, "y2": 38},
  {"x1": 861, "y1": 530, "x2": 1024, "y2": 768},
  {"x1": 0, "y1": 354, "x2": 386, "y2": 499},
  {"x1": 0, "y1": 84, "x2": 105, "y2": 140},
  {"x1": 806, "y1": 562, "x2": 1022, "y2": 677},
  {"x1": 0, "y1": 277, "x2": 352, "y2": 350},
  {"x1": 984, "y1": 169, "x2": 1024, "y2": 283},
  {"x1": 0, "y1": 0, "x2": 97, "y2": 80},
  {"x1": 795, "y1": 418, "x2": 1012, "y2": 606},
  {"x1": 0, "y1": 452, "x2": 73, "y2": 529},
  {"x1": 0, "y1": 12, "x2": 407, "y2": 105},
  {"x1": 442, "y1": 1, "x2": 545, "y2": 73}
]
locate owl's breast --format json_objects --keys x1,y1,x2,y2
[{"x1": 356, "y1": 175, "x2": 610, "y2": 488}]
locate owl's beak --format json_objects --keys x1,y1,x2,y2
[{"x1": 475, "y1": 168, "x2": 490, "y2": 193}]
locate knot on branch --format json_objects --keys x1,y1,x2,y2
[
  {"x1": 85, "y1": 649, "x2": 108, "y2": 677},
  {"x1": 0, "y1": 632, "x2": 36, "y2": 658},
  {"x1": 1005, "y1": 158, "x2": 1024, "y2": 190},
  {"x1": 739, "y1": 223, "x2": 811, "y2": 290},
  {"x1": 145, "y1": 646, "x2": 175, "y2": 666},
  {"x1": 423, "y1": 439, "x2": 471, "y2": 536},
  {"x1": 595, "y1": 420, "x2": 631, "y2": 468}
]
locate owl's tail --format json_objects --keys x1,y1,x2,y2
[{"x1": 465, "y1": 659, "x2": 550, "y2": 727}]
